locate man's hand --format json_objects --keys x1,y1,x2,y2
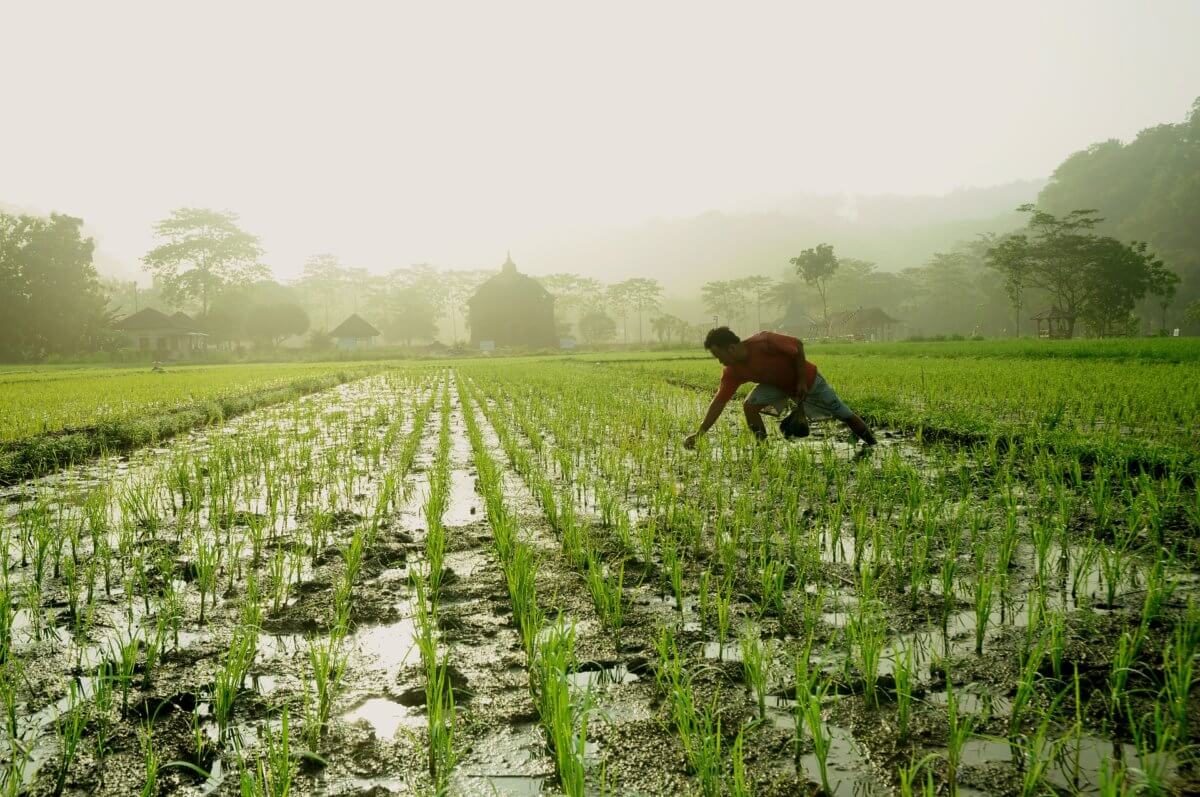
[
  {"x1": 795, "y1": 382, "x2": 809, "y2": 404},
  {"x1": 683, "y1": 432, "x2": 699, "y2": 450}
]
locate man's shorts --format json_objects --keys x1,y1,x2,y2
[{"x1": 746, "y1": 374, "x2": 855, "y2": 422}]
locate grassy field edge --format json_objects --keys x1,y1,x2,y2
[{"x1": 0, "y1": 369, "x2": 376, "y2": 484}]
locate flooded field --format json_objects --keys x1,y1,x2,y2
[{"x1": 1, "y1": 360, "x2": 1198, "y2": 796}]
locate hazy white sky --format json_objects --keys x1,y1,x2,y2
[{"x1": 2, "y1": 0, "x2": 1198, "y2": 280}]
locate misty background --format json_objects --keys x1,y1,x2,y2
[{"x1": 2, "y1": 1, "x2": 1199, "y2": 354}]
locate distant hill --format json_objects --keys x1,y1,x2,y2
[{"x1": 524, "y1": 180, "x2": 1045, "y2": 290}]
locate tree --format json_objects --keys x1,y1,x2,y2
[
  {"x1": 986, "y1": 234, "x2": 1032, "y2": 337},
  {"x1": 1147, "y1": 259, "x2": 1180, "y2": 333},
  {"x1": 736, "y1": 276, "x2": 777, "y2": 328},
  {"x1": 988, "y1": 205, "x2": 1178, "y2": 337},
  {"x1": 612, "y1": 277, "x2": 663, "y2": 343},
  {"x1": 650, "y1": 313, "x2": 688, "y2": 344},
  {"x1": 789, "y1": 244, "x2": 838, "y2": 335},
  {"x1": 0, "y1": 212, "x2": 110, "y2": 360},
  {"x1": 1079, "y1": 239, "x2": 1167, "y2": 336},
  {"x1": 1037, "y1": 97, "x2": 1200, "y2": 328},
  {"x1": 142, "y1": 208, "x2": 266, "y2": 316},
  {"x1": 245, "y1": 302, "x2": 310, "y2": 346},
  {"x1": 579, "y1": 309, "x2": 617, "y2": 343},
  {"x1": 443, "y1": 269, "x2": 493, "y2": 343},
  {"x1": 700, "y1": 280, "x2": 751, "y2": 329},
  {"x1": 1186, "y1": 300, "x2": 1200, "y2": 325},
  {"x1": 297, "y1": 254, "x2": 346, "y2": 329},
  {"x1": 605, "y1": 282, "x2": 634, "y2": 343},
  {"x1": 383, "y1": 285, "x2": 437, "y2": 346}
]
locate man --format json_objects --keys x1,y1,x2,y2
[{"x1": 683, "y1": 327, "x2": 877, "y2": 449}]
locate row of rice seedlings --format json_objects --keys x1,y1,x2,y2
[
  {"x1": 458, "y1": 377, "x2": 597, "y2": 794},
  {"x1": 654, "y1": 626, "x2": 724, "y2": 796},
  {"x1": 472, "y1": 379, "x2": 629, "y2": 643},
  {"x1": 423, "y1": 382, "x2": 452, "y2": 598}
]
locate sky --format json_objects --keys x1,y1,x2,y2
[{"x1": 2, "y1": 0, "x2": 1198, "y2": 282}]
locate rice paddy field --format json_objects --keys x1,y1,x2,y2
[{"x1": 1, "y1": 340, "x2": 1199, "y2": 796}]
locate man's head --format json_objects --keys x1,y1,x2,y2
[{"x1": 704, "y1": 326, "x2": 745, "y2": 366}]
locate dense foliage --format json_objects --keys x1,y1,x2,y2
[{"x1": 0, "y1": 213, "x2": 111, "y2": 361}]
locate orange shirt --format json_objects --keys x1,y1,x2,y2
[{"x1": 714, "y1": 331, "x2": 817, "y2": 402}]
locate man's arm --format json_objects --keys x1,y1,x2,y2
[
  {"x1": 683, "y1": 395, "x2": 729, "y2": 449},
  {"x1": 795, "y1": 339, "x2": 808, "y2": 401}
]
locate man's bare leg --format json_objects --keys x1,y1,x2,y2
[{"x1": 743, "y1": 401, "x2": 769, "y2": 441}]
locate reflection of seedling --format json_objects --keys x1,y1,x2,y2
[
  {"x1": 944, "y1": 677, "x2": 978, "y2": 797},
  {"x1": 799, "y1": 676, "x2": 832, "y2": 794},
  {"x1": 894, "y1": 642, "x2": 914, "y2": 739}
]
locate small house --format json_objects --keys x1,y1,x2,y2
[
  {"x1": 330, "y1": 314, "x2": 381, "y2": 349},
  {"x1": 114, "y1": 308, "x2": 207, "y2": 358}
]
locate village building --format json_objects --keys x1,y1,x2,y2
[
  {"x1": 777, "y1": 305, "x2": 901, "y2": 341},
  {"x1": 1031, "y1": 307, "x2": 1072, "y2": 339},
  {"x1": 330, "y1": 313, "x2": 381, "y2": 349},
  {"x1": 468, "y1": 252, "x2": 557, "y2": 349},
  {"x1": 114, "y1": 308, "x2": 207, "y2": 358}
]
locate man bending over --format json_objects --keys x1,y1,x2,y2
[{"x1": 683, "y1": 327, "x2": 877, "y2": 449}]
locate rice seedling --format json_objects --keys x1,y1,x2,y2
[
  {"x1": 304, "y1": 635, "x2": 347, "y2": 748},
  {"x1": 740, "y1": 624, "x2": 771, "y2": 721},
  {"x1": 1107, "y1": 626, "x2": 1144, "y2": 725},
  {"x1": 52, "y1": 682, "x2": 87, "y2": 796},
  {"x1": 533, "y1": 619, "x2": 588, "y2": 796},
  {"x1": 799, "y1": 675, "x2": 833, "y2": 795},
  {"x1": 585, "y1": 555, "x2": 625, "y2": 635},
  {"x1": 670, "y1": 681, "x2": 723, "y2": 797},
  {"x1": 847, "y1": 598, "x2": 886, "y2": 708},
  {"x1": 943, "y1": 678, "x2": 978, "y2": 797},
  {"x1": 139, "y1": 719, "x2": 159, "y2": 797},
  {"x1": 238, "y1": 709, "x2": 295, "y2": 797}
]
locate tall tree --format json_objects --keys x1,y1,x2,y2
[
  {"x1": 988, "y1": 205, "x2": 1177, "y2": 337},
  {"x1": 297, "y1": 253, "x2": 346, "y2": 329},
  {"x1": 0, "y1": 212, "x2": 110, "y2": 360},
  {"x1": 700, "y1": 279, "x2": 750, "y2": 329},
  {"x1": 1037, "y1": 97, "x2": 1200, "y2": 330},
  {"x1": 245, "y1": 302, "x2": 310, "y2": 346},
  {"x1": 735, "y1": 275, "x2": 777, "y2": 328},
  {"x1": 789, "y1": 244, "x2": 839, "y2": 335},
  {"x1": 579, "y1": 309, "x2": 617, "y2": 343},
  {"x1": 986, "y1": 235, "x2": 1032, "y2": 337},
  {"x1": 142, "y1": 208, "x2": 266, "y2": 316},
  {"x1": 613, "y1": 277, "x2": 663, "y2": 343},
  {"x1": 605, "y1": 282, "x2": 634, "y2": 343},
  {"x1": 539, "y1": 273, "x2": 605, "y2": 336}
]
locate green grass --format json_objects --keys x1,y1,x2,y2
[
  {"x1": 0, "y1": 361, "x2": 388, "y2": 482},
  {"x1": 0, "y1": 361, "x2": 387, "y2": 443}
]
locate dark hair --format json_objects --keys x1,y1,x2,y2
[{"x1": 704, "y1": 326, "x2": 740, "y2": 349}]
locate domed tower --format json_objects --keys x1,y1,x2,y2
[{"x1": 467, "y1": 252, "x2": 557, "y2": 348}]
